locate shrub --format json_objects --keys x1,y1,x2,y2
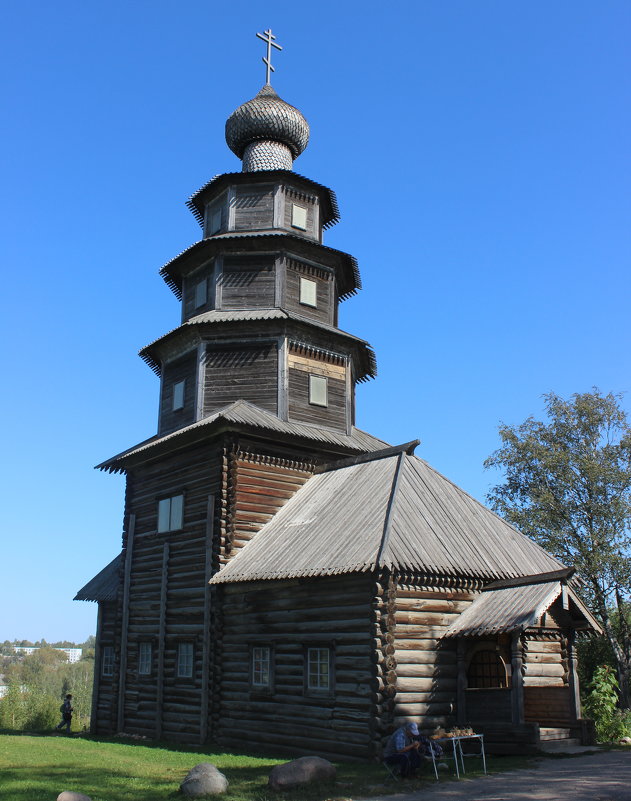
[{"x1": 585, "y1": 665, "x2": 631, "y2": 742}]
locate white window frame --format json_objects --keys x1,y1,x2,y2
[
  {"x1": 102, "y1": 646, "x2": 114, "y2": 677},
  {"x1": 251, "y1": 646, "x2": 271, "y2": 689},
  {"x1": 138, "y1": 642, "x2": 152, "y2": 676},
  {"x1": 194, "y1": 277, "x2": 207, "y2": 309},
  {"x1": 307, "y1": 647, "x2": 330, "y2": 690},
  {"x1": 177, "y1": 642, "x2": 193, "y2": 678},
  {"x1": 172, "y1": 380, "x2": 185, "y2": 411},
  {"x1": 309, "y1": 374, "x2": 328, "y2": 407},
  {"x1": 291, "y1": 203, "x2": 307, "y2": 231},
  {"x1": 158, "y1": 494, "x2": 184, "y2": 533},
  {"x1": 299, "y1": 276, "x2": 317, "y2": 307}
]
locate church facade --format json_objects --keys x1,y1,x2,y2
[{"x1": 76, "y1": 49, "x2": 599, "y2": 759}]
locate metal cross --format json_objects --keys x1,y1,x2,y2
[{"x1": 256, "y1": 28, "x2": 282, "y2": 85}]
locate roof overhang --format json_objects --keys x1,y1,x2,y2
[
  {"x1": 96, "y1": 400, "x2": 388, "y2": 474},
  {"x1": 443, "y1": 574, "x2": 603, "y2": 638},
  {"x1": 138, "y1": 308, "x2": 376, "y2": 382}
]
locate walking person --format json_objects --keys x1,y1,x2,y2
[{"x1": 55, "y1": 693, "x2": 73, "y2": 734}]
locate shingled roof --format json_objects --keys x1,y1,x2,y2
[
  {"x1": 210, "y1": 447, "x2": 566, "y2": 585},
  {"x1": 97, "y1": 400, "x2": 389, "y2": 473},
  {"x1": 74, "y1": 554, "x2": 122, "y2": 602}
]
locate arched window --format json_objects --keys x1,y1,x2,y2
[{"x1": 467, "y1": 649, "x2": 507, "y2": 688}]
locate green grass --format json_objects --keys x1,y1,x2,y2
[{"x1": 0, "y1": 732, "x2": 534, "y2": 801}]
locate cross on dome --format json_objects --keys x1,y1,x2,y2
[{"x1": 256, "y1": 28, "x2": 282, "y2": 85}]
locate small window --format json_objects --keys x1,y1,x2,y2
[
  {"x1": 172, "y1": 380, "x2": 185, "y2": 411},
  {"x1": 307, "y1": 647, "x2": 330, "y2": 690},
  {"x1": 291, "y1": 203, "x2": 307, "y2": 230},
  {"x1": 138, "y1": 642, "x2": 152, "y2": 676},
  {"x1": 102, "y1": 646, "x2": 114, "y2": 677},
  {"x1": 158, "y1": 494, "x2": 184, "y2": 533},
  {"x1": 299, "y1": 277, "x2": 317, "y2": 307},
  {"x1": 251, "y1": 646, "x2": 271, "y2": 688},
  {"x1": 194, "y1": 278, "x2": 207, "y2": 309},
  {"x1": 208, "y1": 206, "x2": 222, "y2": 235},
  {"x1": 177, "y1": 642, "x2": 193, "y2": 678},
  {"x1": 309, "y1": 374, "x2": 328, "y2": 407}
]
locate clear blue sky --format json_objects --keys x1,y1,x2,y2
[{"x1": 1, "y1": 1, "x2": 628, "y2": 642}]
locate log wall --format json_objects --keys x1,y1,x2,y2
[
  {"x1": 216, "y1": 574, "x2": 377, "y2": 760},
  {"x1": 391, "y1": 582, "x2": 475, "y2": 732},
  {"x1": 284, "y1": 259, "x2": 334, "y2": 326},
  {"x1": 233, "y1": 186, "x2": 274, "y2": 230},
  {"x1": 288, "y1": 366, "x2": 347, "y2": 430},
  {"x1": 92, "y1": 601, "x2": 118, "y2": 734},
  {"x1": 220, "y1": 449, "x2": 313, "y2": 563},
  {"x1": 523, "y1": 635, "x2": 567, "y2": 687},
  {"x1": 203, "y1": 344, "x2": 278, "y2": 417},
  {"x1": 159, "y1": 352, "x2": 198, "y2": 436},
  {"x1": 282, "y1": 186, "x2": 319, "y2": 240},
  {"x1": 220, "y1": 256, "x2": 275, "y2": 309},
  {"x1": 115, "y1": 443, "x2": 222, "y2": 743}
]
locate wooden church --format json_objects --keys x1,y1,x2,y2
[{"x1": 76, "y1": 34, "x2": 600, "y2": 759}]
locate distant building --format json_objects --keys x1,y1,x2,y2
[{"x1": 13, "y1": 647, "x2": 82, "y2": 663}]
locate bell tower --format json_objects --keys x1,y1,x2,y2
[{"x1": 140, "y1": 36, "x2": 376, "y2": 440}]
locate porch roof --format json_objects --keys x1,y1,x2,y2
[
  {"x1": 443, "y1": 579, "x2": 602, "y2": 637},
  {"x1": 74, "y1": 554, "x2": 122, "y2": 602}
]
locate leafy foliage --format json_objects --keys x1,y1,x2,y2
[
  {"x1": 584, "y1": 665, "x2": 631, "y2": 742},
  {"x1": 0, "y1": 648, "x2": 94, "y2": 732},
  {"x1": 485, "y1": 390, "x2": 631, "y2": 705}
]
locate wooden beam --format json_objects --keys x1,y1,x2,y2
[
  {"x1": 200, "y1": 494, "x2": 215, "y2": 744},
  {"x1": 155, "y1": 541, "x2": 169, "y2": 740},
  {"x1": 511, "y1": 632, "x2": 525, "y2": 725},
  {"x1": 117, "y1": 513, "x2": 135, "y2": 733},
  {"x1": 90, "y1": 604, "x2": 103, "y2": 734}
]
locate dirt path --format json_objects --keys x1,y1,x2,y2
[{"x1": 359, "y1": 750, "x2": 631, "y2": 801}]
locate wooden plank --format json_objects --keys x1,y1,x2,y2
[{"x1": 200, "y1": 495, "x2": 214, "y2": 743}]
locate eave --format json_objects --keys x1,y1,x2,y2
[{"x1": 138, "y1": 308, "x2": 377, "y2": 382}]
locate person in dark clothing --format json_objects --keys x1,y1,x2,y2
[
  {"x1": 55, "y1": 693, "x2": 73, "y2": 733},
  {"x1": 383, "y1": 721, "x2": 423, "y2": 778}
]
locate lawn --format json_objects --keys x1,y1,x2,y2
[{"x1": 0, "y1": 733, "x2": 533, "y2": 801}]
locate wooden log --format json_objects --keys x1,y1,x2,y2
[
  {"x1": 397, "y1": 663, "x2": 458, "y2": 679},
  {"x1": 394, "y1": 650, "x2": 456, "y2": 666}
]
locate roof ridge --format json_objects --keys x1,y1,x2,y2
[
  {"x1": 483, "y1": 567, "x2": 575, "y2": 591},
  {"x1": 314, "y1": 440, "x2": 419, "y2": 474},
  {"x1": 375, "y1": 451, "x2": 406, "y2": 568}
]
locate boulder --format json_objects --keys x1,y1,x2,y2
[
  {"x1": 268, "y1": 756, "x2": 336, "y2": 791},
  {"x1": 180, "y1": 762, "x2": 228, "y2": 797},
  {"x1": 57, "y1": 793, "x2": 92, "y2": 801}
]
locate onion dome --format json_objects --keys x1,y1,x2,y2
[{"x1": 225, "y1": 84, "x2": 310, "y2": 172}]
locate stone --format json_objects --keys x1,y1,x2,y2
[
  {"x1": 57, "y1": 793, "x2": 92, "y2": 801},
  {"x1": 268, "y1": 756, "x2": 336, "y2": 791},
  {"x1": 180, "y1": 762, "x2": 228, "y2": 797}
]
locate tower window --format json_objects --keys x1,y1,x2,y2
[
  {"x1": 158, "y1": 494, "x2": 184, "y2": 533},
  {"x1": 177, "y1": 642, "x2": 193, "y2": 678},
  {"x1": 138, "y1": 642, "x2": 152, "y2": 676},
  {"x1": 299, "y1": 277, "x2": 317, "y2": 307},
  {"x1": 309, "y1": 375, "x2": 328, "y2": 407},
  {"x1": 172, "y1": 380, "x2": 185, "y2": 411},
  {"x1": 194, "y1": 278, "x2": 208, "y2": 309},
  {"x1": 291, "y1": 203, "x2": 307, "y2": 230}
]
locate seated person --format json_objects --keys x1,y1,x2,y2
[{"x1": 383, "y1": 721, "x2": 422, "y2": 778}]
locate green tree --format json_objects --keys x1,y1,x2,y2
[{"x1": 485, "y1": 390, "x2": 631, "y2": 707}]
